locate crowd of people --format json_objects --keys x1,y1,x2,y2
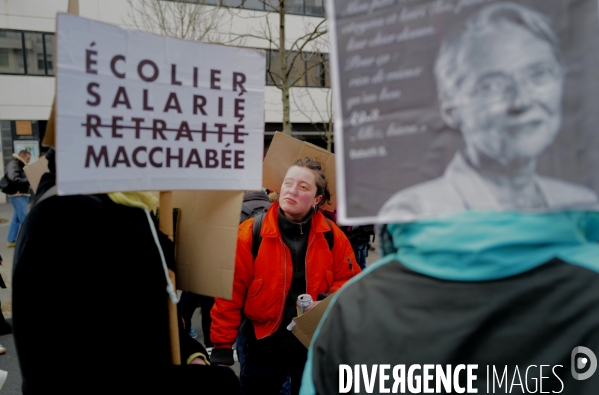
[
  {"x1": 2, "y1": 4, "x2": 599, "y2": 392},
  {"x1": 0, "y1": 149, "x2": 33, "y2": 390},
  {"x1": 2, "y1": 144, "x2": 368, "y2": 394},
  {"x1": 3, "y1": 147, "x2": 597, "y2": 394}
]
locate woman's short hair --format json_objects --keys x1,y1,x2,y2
[{"x1": 292, "y1": 157, "x2": 331, "y2": 208}]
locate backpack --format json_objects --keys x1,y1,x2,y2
[
  {"x1": 240, "y1": 203, "x2": 269, "y2": 224},
  {"x1": 0, "y1": 174, "x2": 9, "y2": 193},
  {"x1": 0, "y1": 172, "x2": 17, "y2": 195},
  {"x1": 250, "y1": 212, "x2": 334, "y2": 260}
]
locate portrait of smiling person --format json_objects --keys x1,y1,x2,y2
[
  {"x1": 302, "y1": 2, "x2": 599, "y2": 394},
  {"x1": 378, "y1": 1, "x2": 599, "y2": 221}
]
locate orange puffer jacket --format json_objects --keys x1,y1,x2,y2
[{"x1": 211, "y1": 202, "x2": 361, "y2": 349}]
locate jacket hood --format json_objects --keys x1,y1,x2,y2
[{"x1": 386, "y1": 211, "x2": 599, "y2": 282}]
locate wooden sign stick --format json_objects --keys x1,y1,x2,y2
[{"x1": 159, "y1": 191, "x2": 181, "y2": 365}]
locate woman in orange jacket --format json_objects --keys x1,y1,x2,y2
[{"x1": 210, "y1": 157, "x2": 361, "y2": 395}]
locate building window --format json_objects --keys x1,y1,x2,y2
[
  {"x1": 304, "y1": 0, "x2": 324, "y2": 16},
  {"x1": 305, "y1": 52, "x2": 324, "y2": 87},
  {"x1": 37, "y1": 53, "x2": 45, "y2": 70},
  {"x1": 288, "y1": 51, "x2": 306, "y2": 86},
  {"x1": 0, "y1": 29, "x2": 55, "y2": 76},
  {"x1": 44, "y1": 34, "x2": 55, "y2": 75},
  {"x1": 169, "y1": 0, "x2": 325, "y2": 17},
  {"x1": 242, "y1": 0, "x2": 264, "y2": 10},
  {"x1": 0, "y1": 49, "x2": 9, "y2": 67},
  {"x1": 266, "y1": 49, "x2": 329, "y2": 88},
  {"x1": 24, "y1": 32, "x2": 46, "y2": 75},
  {"x1": 0, "y1": 31, "x2": 25, "y2": 74},
  {"x1": 286, "y1": 0, "x2": 304, "y2": 15}
]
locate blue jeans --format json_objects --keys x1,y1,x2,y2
[
  {"x1": 355, "y1": 243, "x2": 368, "y2": 270},
  {"x1": 8, "y1": 196, "x2": 29, "y2": 243},
  {"x1": 236, "y1": 330, "x2": 247, "y2": 366}
]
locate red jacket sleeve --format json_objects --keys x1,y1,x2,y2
[{"x1": 210, "y1": 220, "x2": 255, "y2": 349}]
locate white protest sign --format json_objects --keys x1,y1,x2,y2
[{"x1": 56, "y1": 13, "x2": 265, "y2": 195}]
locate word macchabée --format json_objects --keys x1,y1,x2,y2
[{"x1": 82, "y1": 44, "x2": 251, "y2": 170}]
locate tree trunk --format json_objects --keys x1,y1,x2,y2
[
  {"x1": 282, "y1": 85, "x2": 291, "y2": 135},
  {"x1": 279, "y1": 1, "x2": 292, "y2": 135},
  {"x1": 326, "y1": 126, "x2": 333, "y2": 152}
]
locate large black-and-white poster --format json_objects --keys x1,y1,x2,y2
[{"x1": 329, "y1": 0, "x2": 599, "y2": 224}]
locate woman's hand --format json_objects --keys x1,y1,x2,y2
[{"x1": 189, "y1": 357, "x2": 207, "y2": 365}]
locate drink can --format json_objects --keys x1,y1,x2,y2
[{"x1": 296, "y1": 294, "x2": 313, "y2": 316}]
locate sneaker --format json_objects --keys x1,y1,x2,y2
[
  {"x1": 0, "y1": 345, "x2": 5, "y2": 355},
  {"x1": 0, "y1": 369, "x2": 7, "y2": 391},
  {"x1": 188, "y1": 326, "x2": 198, "y2": 339},
  {"x1": 6, "y1": 242, "x2": 15, "y2": 248}
]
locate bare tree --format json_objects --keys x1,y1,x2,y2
[
  {"x1": 224, "y1": 1, "x2": 328, "y2": 135},
  {"x1": 126, "y1": 0, "x2": 330, "y2": 136},
  {"x1": 125, "y1": 0, "x2": 227, "y2": 43},
  {"x1": 292, "y1": 85, "x2": 334, "y2": 151}
]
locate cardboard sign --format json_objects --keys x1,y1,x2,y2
[
  {"x1": 263, "y1": 132, "x2": 336, "y2": 211},
  {"x1": 172, "y1": 190, "x2": 244, "y2": 299},
  {"x1": 328, "y1": 0, "x2": 599, "y2": 224},
  {"x1": 291, "y1": 294, "x2": 334, "y2": 348},
  {"x1": 24, "y1": 156, "x2": 50, "y2": 194},
  {"x1": 55, "y1": 14, "x2": 265, "y2": 196}
]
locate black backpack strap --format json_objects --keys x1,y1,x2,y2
[
  {"x1": 324, "y1": 217, "x2": 334, "y2": 251},
  {"x1": 241, "y1": 204, "x2": 252, "y2": 218},
  {"x1": 251, "y1": 212, "x2": 265, "y2": 260}
]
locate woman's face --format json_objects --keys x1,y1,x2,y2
[{"x1": 279, "y1": 166, "x2": 322, "y2": 222}]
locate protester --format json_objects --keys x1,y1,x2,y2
[
  {"x1": 318, "y1": 207, "x2": 336, "y2": 223},
  {"x1": 5, "y1": 150, "x2": 31, "y2": 248},
  {"x1": 236, "y1": 189, "x2": 273, "y2": 365},
  {"x1": 0, "y1": 253, "x2": 10, "y2": 335},
  {"x1": 340, "y1": 224, "x2": 375, "y2": 270},
  {"x1": 12, "y1": 148, "x2": 240, "y2": 395},
  {"x1": 179, "y1": 291, "x2": 215, "y2": 349},
  {"x1": 210, "y1": 157, "x2": 360, "y2": 395},
  {"x1": 301, "y1": 4, "x2": 599, "y2": 394},
  {"x1": 267, "y1": 190, "x2": 280, "y2": 203},
  {"x1": 240, "y1": 189, "x2": 271, "y2": 223},
  {"x1": 0, "y1": 253, "x2": 10, "y2": 359}
]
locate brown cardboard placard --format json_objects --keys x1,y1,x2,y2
[
  {"x1": 16, "y1": 121, "x2": 32, "y2": 136},
  {"x1": 43, "y1": 0, "x2": 77, "y2": 149},
  {"x1": 23, "y1": 156, "x2": 49, "y2": 194},
  {"x1": 263, "y1": 132, "x2": 336, "y2": 211},
  {"x1": 172, "y1": 190, "x2": 244, "y2": 300},
  {"x1": 43, "y1": 101, "x2": 56, "y2": 148},
  {"x1": 291, "y1": 294, "x2": 334, "y2": 348}
]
